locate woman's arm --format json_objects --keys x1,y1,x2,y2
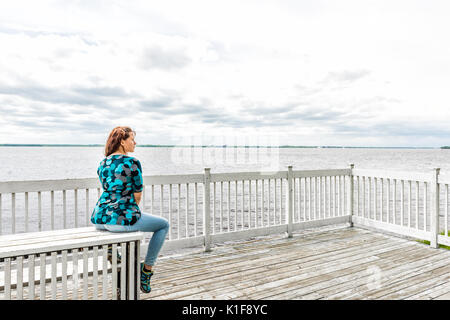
[
  {"x1": 134, "y1": 192, "x2": 142, "y2": 205},
  {"x1": 131, "y1": 158, "x2": 143, "y2": 205}
]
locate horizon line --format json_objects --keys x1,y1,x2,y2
[{"x1": 0, "y1": 143, "x2": 446, "y2": 149}]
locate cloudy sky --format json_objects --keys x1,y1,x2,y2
[{"x1": 0, "y1": 0, "x2": 449, "y2": 147}]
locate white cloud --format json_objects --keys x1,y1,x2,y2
[{"x1": 0, "y1": 0, "x2": 449, "y2": 146}]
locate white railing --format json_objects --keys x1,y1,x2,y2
[
  {"x1": 0, "y1": 167, "x2": 352, "y2": 253},
  {"x1": 0, "y1": 165, "x2": 448, "y2": 252},
  {"x1": 0, "y1": 178, "x2": 102, "y2": 234},
  {"x1": 351, "y1": 167, "x2": 450, "y2": 248},
  {"x1": 439, "y1": 174, "x2": 450, "y2": 247},
  {"x1": 199, "y1": 167, "x2": 352, "y2": 252}
]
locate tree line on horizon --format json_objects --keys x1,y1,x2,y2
[{"x1": 0, "y1": 144, "x2": 444, "y2": 149}]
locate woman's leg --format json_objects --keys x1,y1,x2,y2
[
  {"x1": 101, "y1": 213, "x2": 169, "y2": 294},
  {"x1": 104, "y1": 212, "x2": 170, "y2": 268},
  {"x1": 132, "y1": 212, "x2": 170, "y2": 268}
]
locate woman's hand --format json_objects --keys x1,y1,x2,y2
[{"x1": 134, "y1": 192, "x2": 142, "y2": 205}]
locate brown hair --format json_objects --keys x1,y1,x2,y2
[{"x1": 104, "y1": 126, "x2": 136, "y2": 156}]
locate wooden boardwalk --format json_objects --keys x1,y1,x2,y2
[
  {"x1": 3, "y1": 225, "x2": 449, "y2": 300},
  {"x1": 145, "y1": 226, "x2": 450, "y2": 300}
]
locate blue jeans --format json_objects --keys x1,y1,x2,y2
[{"x1": 95, "y1": 212, "x2": 169, "y2": 266}]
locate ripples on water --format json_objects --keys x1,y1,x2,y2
[{"x1": 1, "y1": 147, "x2": 449, "y2": 181}]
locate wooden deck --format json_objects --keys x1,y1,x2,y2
[{"x1": 145, "y1": 225, "x2": 450, "y2": 300}]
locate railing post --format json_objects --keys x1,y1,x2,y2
[
  {"x1": 349, "y1": 164, "x2": 355, "y2": 227},
  {"x1": 430, "y1": 167, "x2": 440, "y2": 249},
  {"x1": 286, "y1": 166, "x2": 293, "y2": 238},
  {"x1": 203, "y1": 168, "x2": 212, "y2": 252}
]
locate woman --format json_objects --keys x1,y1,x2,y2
[{"x1": 91, "y1": 126, "x2": 169, "y2": 294}]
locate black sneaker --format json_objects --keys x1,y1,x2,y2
[{"x1": 140, "y1": 263, "x2": 153, "y2": 293}]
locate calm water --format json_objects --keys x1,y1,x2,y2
[
  {"x1": 0, "y1": 146, "x2": 449, "y2": 235},
  {"x1": 0, "y1": 147, "x2": 449, "y2": 182}
]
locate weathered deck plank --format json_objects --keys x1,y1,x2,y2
[
  {"x1": 326, "y1": 250, "x2": 450, "y2": 300},
  {"x1": 297, "y1": 247, "x2": 444, "y2": 300},
  {"x1": 204, "y1": 243, "x2": 419, "y2": 300},
  {"x1": 265, "y1": 245, "x2": 434, "y2": 300},
  {"x1": 406, "y1": 282, "x2": 450, "y2": 300},
  {"x1": 144, "y1": 226, "x2": 450, "y2": 300},
  {"x1": 165, "y1": 239, "x2": 410, "y2": 300},
  {"x1": 150, "y1": 229, "x2": 383, "y2": 298},
  {"x1": 153, "y1": 229, "x2": 376, "y2": 286},
  {"x1": 4, "y1": 225, "x2": 449, "y2": 300}
]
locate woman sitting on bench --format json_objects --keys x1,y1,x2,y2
[{"x1": 91, "y1": 126, "x2": 169, "y2": 294}]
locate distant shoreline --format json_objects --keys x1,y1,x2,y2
[{"x1": 0, "y1": 144, "x2": 443, "y2": 149}]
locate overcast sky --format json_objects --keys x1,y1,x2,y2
[{"x1": 0, "y1": 0, "x2": 449, "y2": 147}]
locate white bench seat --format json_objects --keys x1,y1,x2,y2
[{"x1": 0, "y1": 227, "x2": 143, "y2": 300}]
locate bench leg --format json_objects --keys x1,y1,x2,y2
[
  {"x1": 117, "y1": 270, "x2": 122, "y2": 300},
  {"x1": 135, "y1": 240, "x2": 140, "y2": 300},
  {"x1": 124, "y1": 241, "x2": 141, "y2": 300},
  {"x1": 111, "y1": 241, "x2": 141, "y2": 300}
]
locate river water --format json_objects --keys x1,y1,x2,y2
[
  {"x1": 0, "y1": 146, "x2": 448, "y2": 181},
  {"x1": 0, "y1": 147, "x2": 448, "y2": 235}
]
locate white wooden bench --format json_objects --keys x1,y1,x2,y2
[{"x1": 0, "y1": 227, "x2": 144, "y2": 300}]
